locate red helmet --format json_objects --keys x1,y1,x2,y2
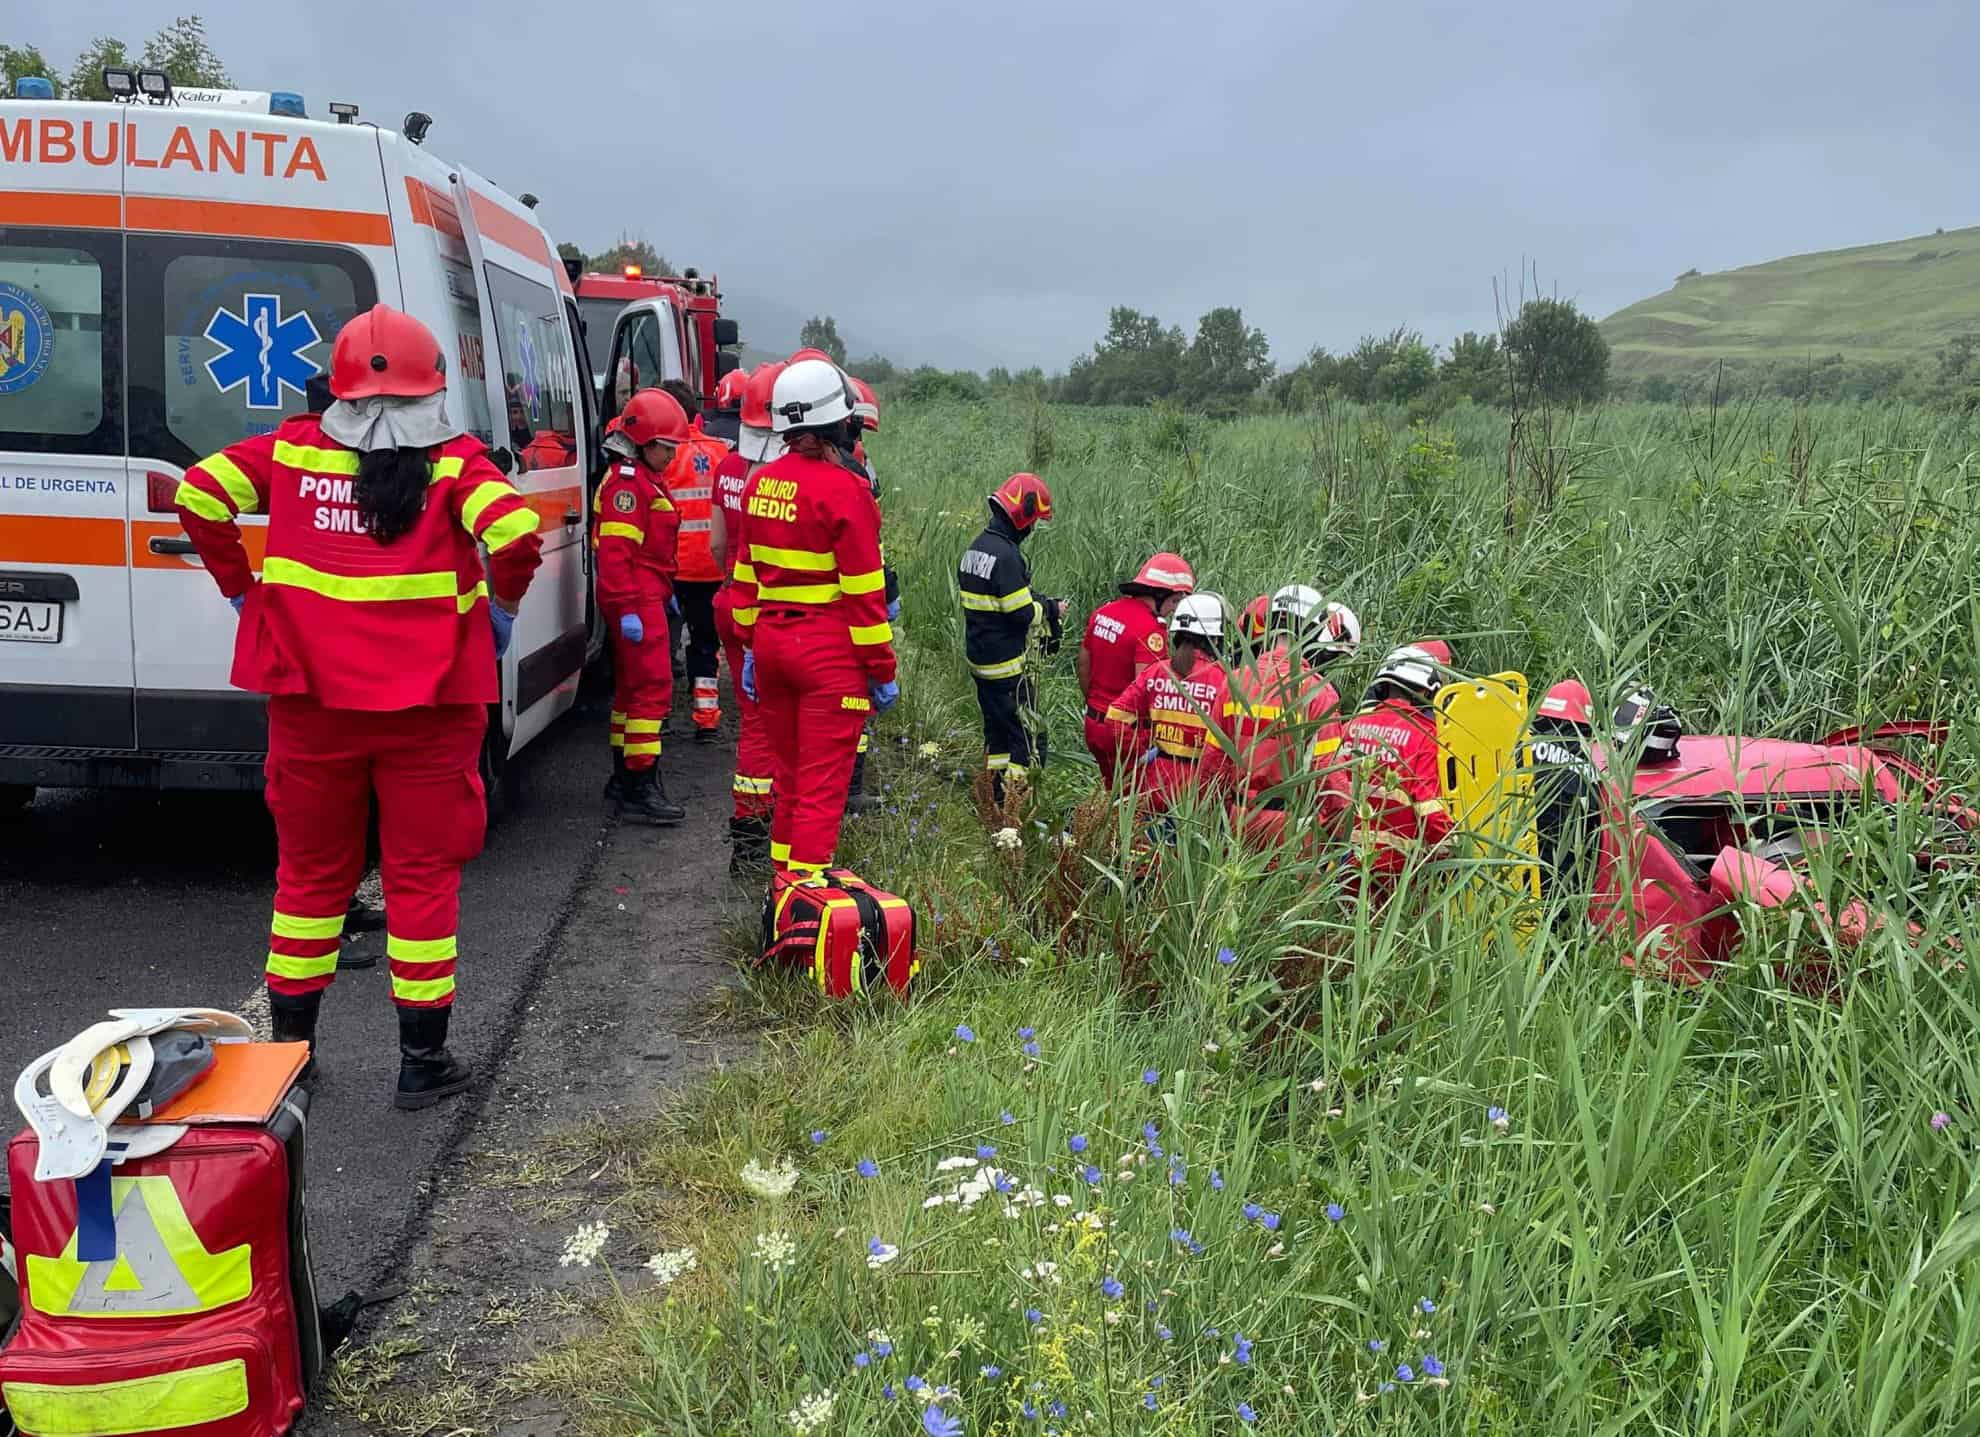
[
  {"x1": 329, "y1": 304, "x2": 446, "y2": 400},
  {"x1": 989, "y1": 472, "x2": 1053, "y2": 531},
  {"x1": 617, "y1": 388, "x2": 692, "y2": 447},
  {"x1": 850, "y1": 376, "x2": 880, "y2": 432},
  {"x1": 740, "y1": 361, "x2": 787, "y2": 431},
  {"x1": 1241, "y1": 594, "x2": 1271, "y2": 640},
  {"x1": 788, "y1": 347, "x2": 837, "y2": 366},
  {"x1": 1536, "y1": 678, "x2": 1594, "y2": 728},
  {"x1": 1123, "y1": 552, "x2": 1195, "y2": 596},
  {"x1": 714, "y1": 368, "x2": 751, "y2": 409},
  {"x1": 1410, "y1": 638, "x2": 1454, "y2": 667}
]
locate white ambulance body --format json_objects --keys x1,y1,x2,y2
[{"x1": 0, "y1": 95, "x2": 602, "y2": 807}]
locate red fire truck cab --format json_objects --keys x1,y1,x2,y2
[{"x1": 570, "y1": 264, "x2": 738, "y2": 419}]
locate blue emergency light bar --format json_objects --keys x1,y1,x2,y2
[
  {"x1": 13, "y1": 77, "x2": 55, "y2": 99},
  {"x1": 269, "y1": 92, "x2": 306, "y2": 118}
]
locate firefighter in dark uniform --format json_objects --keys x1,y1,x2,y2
[
  {"x1": 959, "y1": 473, "x2": 1064, "y2": 801},
  {"x1": 1528, "y1": 679, "x2": 1605, "y2": 909}
]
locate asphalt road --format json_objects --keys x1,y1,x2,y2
[{"x1": 0, "y1": 705, "x2": 612, "y2": 1303}]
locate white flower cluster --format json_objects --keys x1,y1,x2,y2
[
  {"x1": 741, "y1": 1157, "x2": 799, "y2": 1200},
  {"x1": 754, "y1": 1230, "x2": 797, "y2": 1273},
  {"x1": 558, "y1": 1221, "x2": 610, "y2": 1269},
  {"x1": 645, "y1": 1247, "x2": 697, "y2": 1285},
  {"x1": 785, "y1": 1390, "x2": 835, "y2": 1434},
  {"x1": 992, "y1": 826, "x2": 1023, "y2": 851},
  {"x1": 919, "y1": 741, "x2": 941, "y2": 758}
]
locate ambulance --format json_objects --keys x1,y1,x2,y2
[{"x1": 0, "y1": 81, "x2": 602, "y2": 811}]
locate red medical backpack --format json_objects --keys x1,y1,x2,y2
[
  {"x1": 762, "y1": 870, "x2": 919, "y2": 998},
  {"x1": 0, "y1": 1092, "x2": 321, "y2": 1437}
]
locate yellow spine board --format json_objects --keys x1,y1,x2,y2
[{"x1": 1434, "y1": 672, "x2": 1542, "y2": 938}]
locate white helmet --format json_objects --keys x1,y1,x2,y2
[
  {"x1": 1373, "y1": 645, "x2": 1440, "y2": 698},
  {"x1": 1268, "y1": 584, "x2": 1323, "y2": 623},
  {"x1": 771, "y1": 358, "x2": 856, "y2": 434},
  {"x1": 1170, "y1": 592, "x2": 1226, "y2": 642},
  {"x1": 1314, "y1": 601, "x2": 1361, "y2": 662}
]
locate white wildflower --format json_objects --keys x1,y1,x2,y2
[
  {"x1": 993, "y1": 826, "x2": 1023, "y2": 851},
  {"x1": 867, "y1": 1328, "x2": 894, "y2": 1348},
  {"x1": 923, "y1": 1195, "x2": 949, "y2": 1209},
  {"x1": 786, "y1": 1390, "x2": 835, "y2": 1434},
  {"x1": 936, "y1": 1154, "x2": 980, "y2": 1172},
  {"x1": 1022, "y1": 1260, "x2": 1062, "y2": 1284},
  {"x1": 1202, "y1": 1041, "x2": 1220, "y2": 1054},
  {"x1": 644, "y1": 1246, "x2": 697, "y2": 1285},
  {"x1": 753, "y1": 1230, "x2": 797, "y2": 1273},
  {"x1": 1104, "y1": 1309, "x2": 1122, "y2": 1325},
  {"x1": 558, "y1": 1221, "x2": 610, "y2": 1269},
  {"x1": 740, "y1": 1157, "x2": 799, "y2": 1200},
  {"x1": 1052, "y1": 1194, "x2": 1074, "y2": 1208},
  {"x1": 919, "y1": 741, "x2": 941, "y2": 758}
]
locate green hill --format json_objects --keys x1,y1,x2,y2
[{"x1": 1600, "y1": 226, "x2": 1980, "y2": 381}]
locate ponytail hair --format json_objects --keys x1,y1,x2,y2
[{"x1": 354, "y1": 446, "x2": 431, "y2": 544}]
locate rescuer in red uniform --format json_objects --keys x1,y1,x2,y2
[
  {"x1": 730, "y1": 359, "x2": 898, "y2": 878},
  {"x1": 1078, "y1": 552, "x2": 1195, "y2": 784},
  {"x1": 1105, "y1": 593, "x2": 1240, "y2": 816},
  {"x1": 595, "y1": 389, "x2": 690, "y2": 825},
  {"x1": 1342, "y1": 644, "x2": 1456, "y2": 888},
  {"x1": 1224, "y1": 587, "x2": 1360, "y2": 813},
  {"x1": 657, "y1": 382, "x2": 733, "y2": 743},
  {"x1": 703, "y1": 366, "x2": 749, "y2": 447},
  {"x1": 174, "y1": 304, "x2": 543, "y2": 1109}
]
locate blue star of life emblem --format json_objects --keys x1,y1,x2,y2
[
  {"x1": 692, "y1": 451, "x2": 712, "y2": 476},
  {"x1": 204, "y1": 294, "x2": 322, "y2": 410}
]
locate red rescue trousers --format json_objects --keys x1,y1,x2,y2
[
  {"x1": 1084, "y1": 711, "x2": 1124, "y2": 787},
  {"x1": 754, "y1": 609, "x2": 869, "y2": 872},
  {"x1": 608, "y1": 602, "x2": 673, "y2": 772},
  {"x1": 715, "y1": 585, "x2": 774, "y2": 819},
  {"x1": 263, "y1": 696, "x2": 485, "y2": 1010}
]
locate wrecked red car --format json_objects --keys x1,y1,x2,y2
[{"x1": 1588, "y1": 724, "x2": 1970, "y2": 985}]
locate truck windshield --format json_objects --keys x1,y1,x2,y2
[{"x1": 577, "y1": 297, "x2": 621, "y2": 379}]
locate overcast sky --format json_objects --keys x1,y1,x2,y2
[{"x1": 23, "y1": 1, "x2": 1980, "y2": 369}]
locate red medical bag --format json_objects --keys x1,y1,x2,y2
[{"x1": 762, "y1": 870, "x2": 919, "y2": 998}]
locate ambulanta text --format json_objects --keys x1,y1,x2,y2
[{"x1": 0, "y1": 118, "x2": 328, "y2": 181}]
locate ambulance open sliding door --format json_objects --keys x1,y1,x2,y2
[
  {"x1": 124, "y1": 236, "x2": 376, "y2": 752},
  {"x1": 0, "y1": 226, "x2": 135, "y2": 749}
]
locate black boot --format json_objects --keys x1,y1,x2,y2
[
  {"x1": 269, "y1": 990, "x2": 322, "y2": 1081},
  {"x1": 620, "y1": 765, "x2": 686, "y2": 826},
  {"x1": 393, "y1": 1006, "x2": 472, "y2": 1111},
  {"x1": 729, "y1": 815, "x2": 771, "y2": 875},
  {"x1": 846, "y1": 747, "x2": 882, "y2": 816},
  {"x1": 602, "y1": 751, "x2": 630, "y2": 804}
]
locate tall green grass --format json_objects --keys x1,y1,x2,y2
[{"x1": 535, "y1": 399, "x2": 1980, "y2": 1435}]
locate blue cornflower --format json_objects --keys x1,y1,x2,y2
[
  {"x1": 1157, "y1": 1325, "x2": 1174, "y2": 1341},
  {"x1": 1143, "y1": 1394, "x2": 1158, "y2": 1411},
  {"x1": 994, "y1": 1172, "x2": 1016, "y2": 1194},
  {"x1": 977, "y1": 1144, "x2": 998, "y2": 1160},
  {"x1": 1368, "y1": 1338, "x2": 1385, "y2": 1353},
  {"x1": 1487, "y1": 1105, "x2": 1507, "y2": 1124},
  {"x1": 857, "y1": 1158, "x2": 879, "y2": 1178},
  {"x1": 1170, "y1": 1226, "x2": 1193, "y2": 1245},
  {"x1": 872, "y1": 1339, "x2": 894, "y2": 1357},
  {"x1": 905, "y1": 1375, "x2": 926, "y2": 1392},
  {"x1": 1023, "y1": 1040, "x2": 1040, "y2": 1058},
  {"x1": 1101, "y1": 1275, "x2": 1124, "y2": 1299},
  {"x1": 1142, "y1": 1068, "x2": 1160, "y2": 1085},
  {"x1": 1081, "y1": 1164, "x2": 1102, "y2": 1185},
  {"x1": 1260, "y1": 1211, "x2": 1280, "y2": 1231},
  {"x1": 1143, "y1": 1121, "x2": 1161, "y2": 1144},
  {"x1": 1419, "y1": 1297, "x2": 1437, "y2": 1315},
  {"x1": 883, "y1": 1384, "x2": 899, "y2": 1402},
  {"x1": 1025, "y1": 1307, "x2": 1044, "y2": 1325},
  {"x1": 854, "y1": 1351, "x2": 871, "y2": 1368},
  {"x1": 1168, "y1": 1160, "x2": 1186, "y2": 1186},
  {"x1": 1048, "y1": 1402, "x2": 1068, "y2": 1419},
  {"x1": 1205, "y1": 1327, "x2": 1221, "y2": 1339},
  {"x1": 1068, "y1": 1134, "x2": 1088, "y2": 1154},
  {"x1": 980, "y1": 1365, "x2": 1001, "y2": 1379},
  {"x1": 1000, "y1": 1110, "x2": 1017, "y2": 1125},
  {"x1": 1148, "y1": 1377, "x2": 1164, "y2": 1389},
  {"x1": 923, "y1": 1407, "x2": 963, "y2": 1437},
  {"x1": 1379, "y1": 1382, "x2": 1394, "y2": 1395},
  {"x1": 955, "y1": 1025, "x2": 976, "y2": 1043},
  {"x1": 1237, "y1": 1404, "x2": 1257, "y2": 1424},
  {"x1": 1210, "y1": 1169, "x2": 1225, "y2": 1190},
  {"x1": 1395, "y1": 1364, "x2": 1415, "y2": 1384},
  {"x1": 1243, "y1": 1202, "x2": 1263, "y2": 1222},
  {"x1": 1325, "y1": 1203, "x2": 1345, "y2": 1223},
  {"x1": 810, "y1": 1129, "x2": 828, "y2": 1145},
  {"x1": 1023, "y1": 1403, "x2": 1039, "y2": 1420},
  {"x1": 1422, "y1": 1353, "x2": 1445, "y2": 1377},
  {"x1": 1018, "y1": 1026, "x2": 1035, "y2": 1039},
  {"x1": 1233, "y1": 1332, "x2": 1253, "y2": 1365},
  {"x1": 1217, "y1": 946, "x2": 1237, "y2": 965}
]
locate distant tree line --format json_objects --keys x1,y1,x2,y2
[{"x1": 3, "y1": 17, "x2": 230, "y2": 98}]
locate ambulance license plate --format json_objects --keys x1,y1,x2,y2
[{"x1": 0, "y1": 600, "x2": 61, "y2": 643}]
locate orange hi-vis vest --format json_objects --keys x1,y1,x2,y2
[{"x1": 665, "y1": 434, "x2": 729, "y2": 583}]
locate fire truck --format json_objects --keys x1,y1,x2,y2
[{"x1": 569, "y1": 264, "x2": 738, "y2": 421}]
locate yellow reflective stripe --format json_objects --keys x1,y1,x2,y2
[
  {"x1": 3, "y1": 1358, "x2": 250, "y2": 1434},
  {"x1": 272, "y1": 440, "x2": 360, "y2": 475},
  {"x1": 840, "y1": 567, "x2": 886, "y2": 595},
  {"x1": 986, "y1": 753, "x2": 1011, "y2": 770},
  {"x1": 387, "y1": 934, "x2": 458, "y2": 962},
  {"x1": 848, "y1": 620, "x2": 894, "y2": 645},
  {"x1": 598, "y1": 522, "x2": 645, "y2": 543},
  {"x1": 624, "y1": 719, "x2": 664, "y2": 735},
  {"x1": 1312, "y1": 736, "x2": 1343, "y2": 757},
  {"x1": 972, "y1": 656, "x2": 1025, "y2": 679},
  {"x1": 461, "y1": 480, "x2": 514, "y2": 530},
  {"x1": 263, "y1": 556, "x2": 459, "y2": 603},
  {"x1": 1104, "y1": 706, "x2": 1135, "y2": 723},
  {"x1": 25, "y1": 1175, "x2": 251, "y2": 1320},
  {"x1": 481, "y1": 506, "x2": 539, "y2": 553},
  {"x1": 266, "y1": 951, "x2": 339, "y2": 981},
  {"x1": 750, "y1": 544, "x2": 835, "y2": 571},
  {"x1": 732, "y1": 607, "x2": 759, "y2": 625},
  {"x1": 456, "y1": 581, "x2": 489, "y2": 614},
  {"x1": 1150, "y1": 706, "x2": 1206, "y2": 728},
  {"x1": 651, "y1": 495, "x2": 674, "y2": 512},
  {"x1": 733, "y1": 774, "x2": 774, "y2": 794},
  {"x1": 732, "y1": 560, "x2": 758, "y2": 583},
  {"x1": 770, "y1": 840, "x2": 792, "y2": 862},
  {"x1": 961, "y1": 586, "x2": 1032, "y2": 613},
  {"x1": 1414, "y1": 798, "x2": 1449, "y2": 817},
  {"x1": 1225, "y1": 700, "x2": 1284, "y2": 720},
  {"x1": 432, "y1": 455, "x2": 466, "y2": 482},
  {"x1": 173, "y1": 480, "x2": 231, "y2": 523},
  {"x1": 196, "y1": 453, "x2": 258, "y2": 514},
  {"x1": 758, "y1": 582, "x2": 842, "y2": 604},
  {"x1": 624, "y1": 741, "x2": 663, "y2": 758},
  {"x1": 391, "y1": 975, "x2": 456, "y2": 1003},
  {"x1": 271, "y1": 910, "x2": 345, "y2": 940}
]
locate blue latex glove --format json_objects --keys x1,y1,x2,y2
[
  {"x1": 741, "y1": 650, "x2": 757, "y2": 701},
  {"x1": 229, "y1": 593, "x2": 245, "y2": 614},
  {"x1": 620, "y1": 613, "x2": 644, "y2": 644},
  {"x1": 887, "y1": 596, "x2": 903, "y2": 623},
  {"x1": 1141, "y1": 745, "x2": 1159, "y2": 766},
  {"x1": 490, "y1": 603, "x2": 515, "y2": 658},
  {"x1": 667, "y1": 595, "x2": 682, "y2": 620},
  {"x1": 870, "y1": 678, "x2": 900, "y2": 713}
]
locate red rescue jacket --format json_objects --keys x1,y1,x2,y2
[
  {"x1": 665, "y1": 433, "x2": 730, "y2": 583},
  {"x1": 730, "y1": 451, "x2": 896, "y2": 683},
  {"x1": 1342, "y1": 697, "x2": 1453, "y2": 874},
  {"x1": 1081, "y1": 596, "x2": 1168, "y2": 717},
  {"x1": 175, "y1": 414, "x2": 542, "y2": 710},
  {"x1": 1106, "y1": 653, "x2": 1238, "y2": 812},
  {"x1": 714, "y1": 449, "x2": 752, "y2": 580},
  {"x1": 1224, "y1": 644, "x2": 1349, "y2": 809},
  {"x1": 592, "y1": 457, "x2": 679, "y2": 616}
]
